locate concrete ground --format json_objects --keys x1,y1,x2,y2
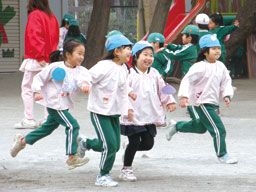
[{"x1": 0, "y1": 72, "x2": 256, "y2": 192}]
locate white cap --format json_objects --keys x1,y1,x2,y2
[{"x1": 195, "y1": 13, "x2": 209, "y2": 25}]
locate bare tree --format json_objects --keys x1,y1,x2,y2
[
  {"x1": 83, "y1": 0, "x2": 111, "y2": 68},
  {"x1": 226, "y1": 0, "x2": 256, "y2": 58},
  {"x1": 148, "y1": 0, "x2": 173, "y2": 34}
]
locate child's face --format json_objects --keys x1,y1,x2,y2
[
  {"x1": 208, "y1": 19, "x2": 217, "y2": 30},
  {"x1": 136, "y1": 48, "x2": 154, "y2": 72},
  {"x1": 204, "y1": 46, "x2": 221, "y2": 62},
  {"x1": 66, "y1": 45, "x2": 85, "y2": 67},
  {"x1": 116, "y1": 46, "x2": 132, "y2": 64},
  {"x1": 182, "y1": 34, "x2": 192, "y2": 44}
]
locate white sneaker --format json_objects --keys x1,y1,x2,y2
[
  {"x1": 95, "y1": 174, "x2": 118, "y2": 187},
  {"x1": 119, "y1": 167, "x2": 137, "y2": 181},
  {"x1": 165, "y1": 120, "x2": 177, "y2": 141},
  {"x1": 14, "y1": 119, "x2": 39, "y2": 129},
  {"x1": 77, "y1": 135, "x2": 87, "y2": 158},
  {"x1": 10, "y1": 134, "x2": 26, "y2": 157},
  {"x1": 218, "y1": 153, "x2": 238, "y2": 164}
]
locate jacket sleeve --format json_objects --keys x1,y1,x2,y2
[
  {"x1": 89, "y1": 61, "x2": 109, "y2": 84},
  {"x1": 26, "y1": 12, "x2": 46, "y2": 61},
  {"x1": 32, "y1": 65, "x2": 52, "y2": 92},
  {"x1": 166, "y1": 43, "x2": 183, "y2": 51},
  {"x1": 220, "y1": 66, "x2": 234, "y2": 99},
  {"x1": 167, "y1": 45, "x2": 192, "y2": 61},
  {"x1": 218, "y1": 25, "x2": 238, "y2": 39},
  {"x1": 76, "y1": 66, "x2": 92, "y2": 88},
  {"x1": 178, "y1": 63, "x2": 204, "y2": 99},
  {"x1": 156, "y1": 70, "x2": 176, "y2": 105}
]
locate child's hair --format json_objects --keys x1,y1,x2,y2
[
  {"x1": 27, "y1": 0, "x2": 52, "y2": 15},
  {"x1": 197, "y1": 47, "x2": 209, "y2": 62},
  {"x1": 62, "y1": 40, "x2": 85, "y2": 60},
  {"x1": 183, "y1": 34, "x2": 199, "y2": 44},
  {"x1": 209, "y1": 13, "x2": 224, "y2": 26},
  {"x1": 159, "y1": 43, "x2": 164, "y2": 48},
  {"x1": 49, "y1": 50, "x2": 64, "y2": 63},
  {"x1": 102, "y1": 45, "x2": 132, "y2": 60},
  {"x1": 197, "y1": 24, "x2": 209, "y2": 30},
  {"x1": 61, "y1": 19, "x2": 69, "y2": 27},
  {"x1": 66, "y1": 25, "x2": 81, "y2": 36}
]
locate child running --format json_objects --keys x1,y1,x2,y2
[
  {"x1": 166, "y1": 34, "x2": 238, "y2": 164},
  {"x1": 208, "y1": 13, "x2": 239, "y2": 63},
  {"x1": 10, "y1": 40, "x2": 91, "y2": 170},
  {"x1": 119, "y1": 41, "x2": 176, "y2": 181},
  {"x1": 77, "y1": 34, "x2": 133, "y2": 187}
]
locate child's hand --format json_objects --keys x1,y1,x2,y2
[
  {"x1": 34, "y1": 92, "x2": 43, "y2": 101},
  {"x1": 166, "y1": 103, "x2": 176, "y2": 112},
  {"x1": 224, "y1": 96, "x2": 231, "y2": 107},
  {"x1": 128, "y1": 92, "x2": 137, "y2": 101},
  {"x1": 127, "y1": 109, "x2": 134, "y2": 122},
  {"x1": 234, "y1": 20, "x2": 239, "y2": 27},
  {"x1": 179, "y1": 97, "x2": 189, "y2": 108},
  {"x1": 81, "y1": 84, "x2": 90, "y2": 94}
]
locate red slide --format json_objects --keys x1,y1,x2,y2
[{"x1": 164, "y1": 0, "x2": 206, "y2": 43}]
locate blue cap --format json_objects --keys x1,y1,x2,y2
[
  {"x1": 63, "y1": 13, "x2": 74, "y2": 22},
  {"x1": 52, "y1": 67, "x2": 66, "y2": 81},
  {"x1": 105, "y1": 30, "x2": 123, "y2": 38},
  {"x1": 132, "y1": 41, "x2": 153, "y2": 56},
  {"x1": 199, "y1": 34, "x2": 221, "y2": 48},
  {"x1": 105, "y1": 34, "x2": 133, "y2": 51}
]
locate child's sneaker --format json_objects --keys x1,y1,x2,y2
[
  {"x1": 95, "y1": 174, "x2": 118, "y2": 187},
  {"x1": 10, "y1": 134, "x2": 26, "y2": 157},
  {"x1": 77, "y1": 135, "x2": 87, "y2": 158},
  {"x1": 218, "y1": 153, "x2": 238, "y2": 164},
  {"x1": 14, "y1": 118, "x2": 38, "y2": 129},
  {"x1": 66, "y1": 154, "x2": 89, "y2": 170},
  {"x1": 165, "y1": 120, "x2": 177, "y2": 141},
  {"x1": 119, "y1": 167, "x2": 137, "y2": 182}
]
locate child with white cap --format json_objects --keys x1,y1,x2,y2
[{"x1": 166, "y1": 34, "x2": 238, "y2": 164}]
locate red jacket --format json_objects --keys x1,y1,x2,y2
[{"x1": 24, "y1": 9, "x2": 59, "y2": 63}]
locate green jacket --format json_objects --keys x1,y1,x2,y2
[
  {"x1": 166, "y1": 43, "x2": 198, "y2": 77},
  {"x1": 152, "y1": 43, "x2": 198, "y2": 78},
  {"x1": 151, "y1": 48, "x2": 173, "y2": 79},
  {"x1": 209, "y1": 25, "x2": 238, "y2": 63}
]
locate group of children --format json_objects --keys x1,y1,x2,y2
[
  {"x1": 150, "y1": 12, "x2": 239, "y2": 79},
  {"x1": 10, "y1": 11, "x2": 239, "y2": 187}
]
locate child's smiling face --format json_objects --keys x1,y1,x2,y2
[{"x1": 136, "y1": 48, "x2": 154, "y2": 72}]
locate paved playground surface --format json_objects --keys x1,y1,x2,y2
[{"x1": 0, "y1": 73, "x2": 256, "y2": 192}]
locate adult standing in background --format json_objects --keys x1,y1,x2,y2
[{"x1": 14, "y1": 0, "x2": 59, "y2": 129}]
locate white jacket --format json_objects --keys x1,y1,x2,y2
[
  {"x1": 178, "y1": 60, "x2": 234, "y2": 106},
  {"x1": 121, "y1": 67, "x2": 176, "y2": 126},
  {"x1": 87, "y1": 60, "x2": 129, "y2": 116},
  {"x1": 32, "y1": 61, "x2": 91, "y2": 110}
]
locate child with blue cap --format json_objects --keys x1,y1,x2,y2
[
  {"x1": 119, "y1": 41, "x2": 176, "y2": 181},
  {"x1": 10, "y1": 40, "x2": 92, "y2": 170},
  {"x1": 77, "y1": 34, "x2": 133, "y2": 187},
  {"x1": 166, "y1": 34, "x2": 238, "y2": 164}
]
